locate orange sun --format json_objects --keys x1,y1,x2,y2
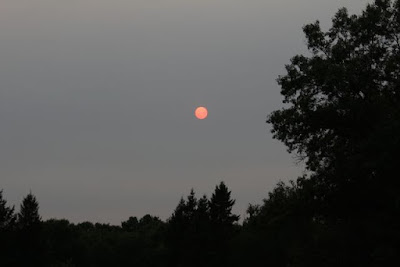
[{"x1": 195, "y1": 106, "x2": 208, "y2": 120}]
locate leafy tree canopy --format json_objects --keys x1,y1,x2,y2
[
  {"x1": 269, "y1": 0, "x2": 399, "y2": 173},
  {"x1": 267, "y1": 0, "x2": 400, "y2": 214}
]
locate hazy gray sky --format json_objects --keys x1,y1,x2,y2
[{"x1": 1, "y1": 0, "x2": 370, "y2": 224}]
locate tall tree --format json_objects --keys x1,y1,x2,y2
[
  {"x1": 266, "y1": 0, "x2": 400, "y2": 265},
  {"x1": 209, "y1": 182, "x2": 239, "y2": 266},
  {"x1": 267, "y1": 0, "x2": 400, "y2": 217},
  {"x1": 195, "y1": 195, "x2": 210, "y2": 228},
  {"x1": 193, "y1": 195, "x2": 212, "y2": 266},
  {"x1": 184, "y1": 189, "x2": 197, "y2": 222},
  {"x1": 166, "y1": 191, "x2": 198, "y2": 267},
  {"x1": 0, "y1": 190, "x2": 15, "y2": 231},
  {"x1": 18, "y1": 192, "x2": 41, "y2": 230},
  {"x1": 17, "y1": 192, "x2": 43, "y2": 265},
  {"x1": 0, "y1": 190, "x2": 17, "y2": 265},
  {"x1": 209, "y1": 182, "x2": 239, "y2": 227}
]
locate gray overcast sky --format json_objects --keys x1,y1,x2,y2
[{"x1": 1, "y1": 0, "x2": 370, "y2": 224}]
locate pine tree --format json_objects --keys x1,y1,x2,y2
[
  {"x1": 18, "y1": 192, "x2": 41, "y2": 230},
  {"x1": 192, "y1": 194, "x2": 212, "y2": 266},
  {"x1": 17, "y1": 192, "x2": 43, "y2": 265},
  {"x1": 184, "y1": 189, "x2": 197, "y2": 221},
  {"x1": 168, "y1": 189, "x2": 198, "y2": 231},
  {"x1": 0, "y1": 190, "x2": 16, "y2": 231},
  {"x1": 195, "y1": 194, "x2": 210, "y2": 227},
  {"x1": 168, "y1": 197, "x2": 186, "y2": 229},
  {"x1": 208, "y1": 182, "x2": 239, "y2": 266},
  {"x1": 209, "y1": 182, "x2": 239, "y2": 227},
  {"x1": 167, "y1": 192, "x2": 196, "y2": 267},
  {"x1": 0, "y1": 190, "x2": 17, "y2": 265}
]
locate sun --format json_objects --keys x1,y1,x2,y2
[{"x1": 195, "y1": 106, "x2": 208, "y2": 120}]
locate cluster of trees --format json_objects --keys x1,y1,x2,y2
[
  {"x1": 0, "y1": 191, "x2": 42, "y2": 266},
  {"x1": 166, "y1": 183, "x2": 239, "y2": 266},
  {"x1": 0, "y1": 183, "x2": 240, "y2": 267},
  {"x1": 1, "y1": 0, "x2": 399, "y2": 265}
]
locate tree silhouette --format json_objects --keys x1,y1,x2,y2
[
  {"x1": 0, "y1": 190, "x2": 15, "y2": 231},
  {"x1": 265, "y1": 0, "x2": 400, "y2": 265},
  {"x1": 192, "y1": 194, "x2": 212, "y2": 266},
  {"x1": 209, "y1": 182, "x2": 239, "y2": 227},
  {"x1": 166, "y1": 184, "x2": 240, "y2": 267},
  {"x1": 121, "y1": 216, "x2": 139, "y2": 232},
  {"x1": 267, "y1": 0, "x2": 400, "y2": 218},
  {"x1": 18, "y1": 192, "x2": 41, "y2": 230},
  {"x1": 0, "y1": 190, "x2": 17, "y2": 265},
  {"x1": 166, "y1": 190, "x2": 199, "y2": 267},
  {"x1": 209, "y1": 182, "x2": 239, "y2": 266},
  {"x1": 184, "y1": 189, "x2": 197, "y2": 222},
  {"x1": 17, "y1": 192, "x2": 43, "y2": 265},
  {"x1": 195, "y1": 194, "x2": 210, "y2": 230}
]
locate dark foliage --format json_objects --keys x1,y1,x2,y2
[
  {"x1": 267, "y1": 0, "x2": 400, "y2": 218},
  {"x1": 1, "y1": 1, "x2": 399, "y2": 266},
  {"x1": 262, "y1": 0, "x2": 400, "y2": 265},
  {"x1": 16, "y1": 192, "x2": 44, "y2": 265},
  {"x1": 0, "y1": 190, "x2": 17, "y2": 266},
  {"x1": 166, "y1": 184, "x2": 238, "y2": 267},
  {"x1": 0, "y1": 186, "x2": 238, "y2": 267},
  {"x1": 0, "y1": 190, "x2": 16, "y2": 231}
]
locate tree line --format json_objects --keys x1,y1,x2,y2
[
  {"x1": 1, "y1": 0, "x2": 399, "y2": 265},
  {"x1": 0, "y1": 182, "x2": 242, "y2": 266}
]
